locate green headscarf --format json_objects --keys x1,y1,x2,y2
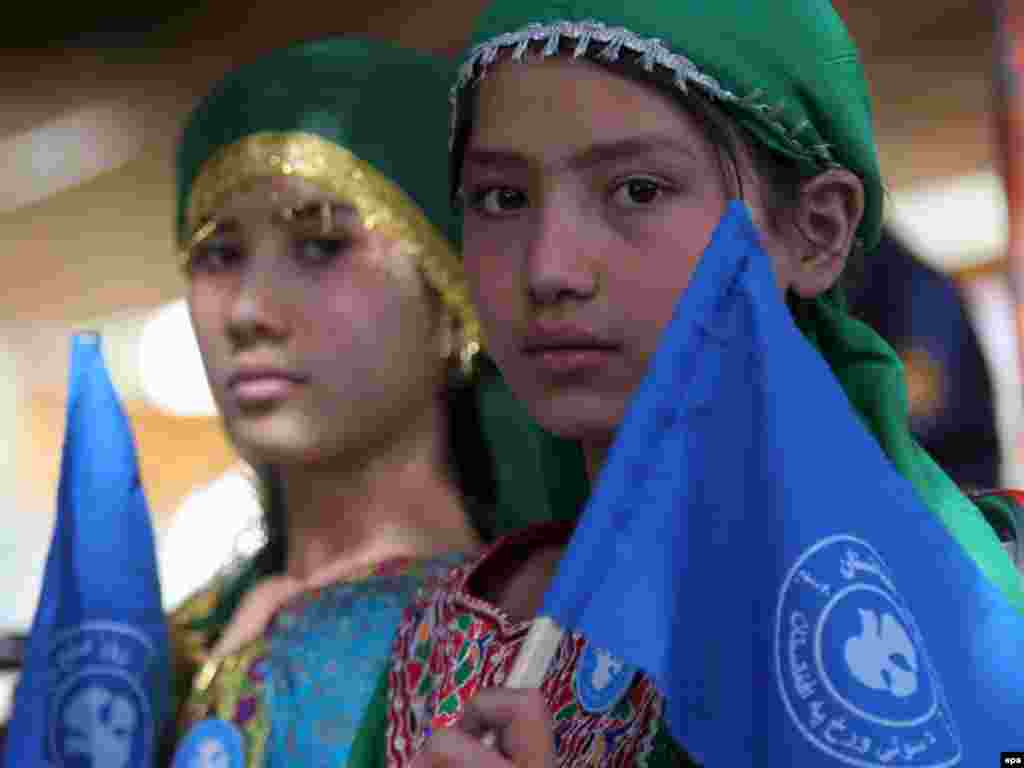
[
  {"x1": 449, "y1": 0, "x2": 1024, "y2": 610},
  {"x1": 178, "y1": 37, "x2": 459, "y2": 245},
  {"x1": 178, "y1": 37, "x2": 479, "y2": 344}
]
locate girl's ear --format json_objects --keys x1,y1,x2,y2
[{"x1": 787, "y1": 168, "x2": 865, "y2": 298}]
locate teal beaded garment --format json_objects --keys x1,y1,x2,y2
[{"x1": 178, "y1": 555, "x2": 466, "y2": 768}]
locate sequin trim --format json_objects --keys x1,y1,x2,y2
[
  {"x1": 184, "y1": 131, "x2": 480, "y2": 348},
  {"x1": 450, "y1": 19, "x2": 836, "y2": 167},
  {"x1": 170, "y1": 582, "x2": 222, "y2": 675}
]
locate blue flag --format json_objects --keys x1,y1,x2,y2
[
  {"x1": 541, "y1": 203, "x2": 1024, "y2": 766},
  {"x1": 4, "y1": 333, "x2": 170, "y2": 768}
]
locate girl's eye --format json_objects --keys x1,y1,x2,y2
[
  {"x1": 611, "y1": 176, "x2": 670, "y2": 208},
  {"x1": 185, "y1": 241, "x2": 243, "y2": 276},
  {"x1": 296, "y1": 237, "x2": 350, "y2": 266},
  {"x1": 469, "y1": 186, "x2": 528, "y2": 216}
]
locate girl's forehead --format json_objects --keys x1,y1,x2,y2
[
  {"x1": 194, "y1": 176, "x2": 364, "y2": 244},
  {"x1": 213, "y1": 175, "x2": 340, "y2": 215},
  {"x1": 469, "y1": 56, "x2": 709, "y2": 165}
]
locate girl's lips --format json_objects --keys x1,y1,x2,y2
[
  {"x1": 227, "y1": 368, "x2": 309, "y2": 405},
  {"x1": 230, "y1": 376, "x2": 304, "y2": 403},
  {"x1": 527, "y1": 347, "x2": 618, "y2": 376}
]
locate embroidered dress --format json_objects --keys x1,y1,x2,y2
[
  {"x1": 178, "y1": 555, "x2": 463, "y2": 767},
  {"x1": 387, "y1": 525, "x2": 694, "y2": 768}
]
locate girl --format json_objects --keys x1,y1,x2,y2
[
  {"x1": 167, "y1": 37, "x2": 586, "y2": 768},
  {"x1": 388, "y1": 2, "x2": 1024, "y2": 766}
]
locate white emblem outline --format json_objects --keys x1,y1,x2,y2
[
  {"x1": 172, "y1": 717, "x2": 246, "y2": 768},
  {"x1": 573, "y1": 642, "x2": 637, "y2": 715},
  {"x1": 774, "y1": 534, "x2": 962, "y2": 768}
]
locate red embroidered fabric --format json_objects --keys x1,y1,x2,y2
[{"x1": 386, "y1": 522, "x2": 664, "y2": 768}]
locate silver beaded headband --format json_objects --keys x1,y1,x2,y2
[{"x1": 449, "y1": 19, "x2": 835, "y2": 167}]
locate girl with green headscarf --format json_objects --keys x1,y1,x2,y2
[
  {"x1": 166, "y1": 37, "x2": 585, "y2": 768},
  {"x1": 385, "y1": 2, "x2": 1024, "y2": 767}
]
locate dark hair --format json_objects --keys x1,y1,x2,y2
[{"x1": 194, "y1": 373, "x2": 496, "y2": 640}]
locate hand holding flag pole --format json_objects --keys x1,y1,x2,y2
[
  {"x1": 473, "y1": 618, "x2": 560, "y2": 750},
  {"x1": 503, "y1": 617, "x2": 562, "y2": 689},
  {"x1": 3, "y1": 333, "x2": 170, "y2": 768}
]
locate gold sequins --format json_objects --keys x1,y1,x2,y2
[
  {"x1": 183, "y1": 132, "x2": 480, "y2": 350},
  {"x1": 187, "y1": 219, "x2": 218, "y2": 251},
  {"x1": 194, "y1": 658, "x2": 220, "y2": 693}
]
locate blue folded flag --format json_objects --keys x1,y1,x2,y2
[
  {"x1": 4, "y1": 333, "x2": 170, "y2": 768},
  {"x1": 541, "y1": 203, "x2": 1024, "y2": 766}
]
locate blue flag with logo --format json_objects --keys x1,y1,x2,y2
[
  {"x1": 4, "y1": 333, "x2": 170, "y2": 768},
  {"x1": 541, "y1": 202, "x2": 1024, "y2": 766}
]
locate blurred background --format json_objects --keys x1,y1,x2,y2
[{"x1": 0, "y1": 0, "x2": 1020, "y2": 725}]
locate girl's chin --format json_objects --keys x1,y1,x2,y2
[
  {"x1": 525, "y1": 393, "x2": 625, "y2": 446},
  {"x1": 228, "y1": 422, "x2": 325, "y2": 467}
]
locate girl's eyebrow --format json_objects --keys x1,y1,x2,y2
[
  {"x1": 464, "y1": 135, "x2": 697, "y2": 176},
  {"x1": 194, "y1": 203, "x2": 362, "y2": 246},
  {"x1": 283, "y1": 201, "x2": 359, "y2": 220},
  {"x1": 278, "y1": 201, "x2": 360, "y2": 233},
  {"x1": 278, "y1": 199, "x2": 362, "y2": 233}
]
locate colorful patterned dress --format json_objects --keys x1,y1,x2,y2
[
  {"x1": 387, "y1": 523, "x2": 695, "y2": 767},
  {"x1": 172, "y1": 554, "x2": 465, "y2": 767}
]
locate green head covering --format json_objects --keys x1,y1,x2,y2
[
  {"x1": 177, "y1": 37, "x2": 479, "y2": 346},
  {"x1": 450, "y1": 1, "x2": 1024, "y2": 609},
  {"x1": 173, "y1": 37, "x2": 589, "y2": 633},
  {"x1": 178, "y1": 36, "x2": 456, "y2": 246}
]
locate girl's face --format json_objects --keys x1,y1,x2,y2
[
  {"x1": 186, "y1": 174, "x2": 451, "y2": 468},
  {"x1": 460, "y1": 56, "x2": 798, "y2": 447}
]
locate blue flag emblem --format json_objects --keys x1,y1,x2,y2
[
  {"x1": 777, "y1": 536, "x2": 959, "y2": 765},
  {"x1": 172, "y1": 719, "x2": 245, "y2": 768},
  {"x1": 573, "y1": 643, "x2": 637, "y2": 715},
  {"x1": 3, "y1": 333, "x2": 170, "y2": 768},
  {"x1": 48, "y1": 622, "x2": 161, "y2": 767},
  {"x1": 539, "y1": 203, "x2": 1024, "y2": 766}
]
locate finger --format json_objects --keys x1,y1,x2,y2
[
  {"x1": 456, "y1": 689, "x2": 554, "y2": 768},
  {"x1": 411, "y1": 724, "x2": 513, "y2": 768}
]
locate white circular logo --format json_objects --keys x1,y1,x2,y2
[
  {"x1": 775, "y1": 535, "x2": 961, "y2": 767},
  {"x1": 172, "y1": 718, "x2": 245, "y2": 768},
  {"x1": 47, "y1": 623, "x2": 155, "y2": 768},
  {"x1": 573, "y1": 643, "x2": 637, "y2": 715}
]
